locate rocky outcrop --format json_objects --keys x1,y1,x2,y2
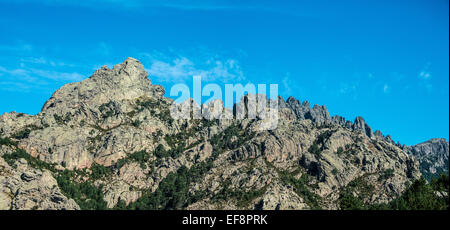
[
  {"x1": 405, "y1": 138, "x2": 449, "y2": 180},
  {"x1": 0, "y1": 147, "x2": 79, "y2": 210},
  {"x1": 284, "y1": 96, "x2": 331, "y2": 125},
  {"x1": 279, "y1": 97, "x2": 399, "y2": 145},
  {"x1": 352, "y1": 117, "x2": 374, "y2": 138},
  {"x1": 1, "y1": 58, "x2": 173, "y2": 170}
]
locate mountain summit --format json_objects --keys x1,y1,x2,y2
[{"x1": 41, "y1": 57, "x2": 162, "y2": 113}]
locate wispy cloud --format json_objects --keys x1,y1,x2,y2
[
  {"x1": 146, "y1": 57, "x2": 193, "y2": 81},
  {"x1": 0, "y1": 66, "x2": 38, "y2": 83},
  {"x1": 5, "y1": 0, "x2": 249, "y2": 11},
  {"x1": 0, "y1": 42, "x2": 33, "y2": 53},
  {"x1": 141, "y1": 50, "x2": 244, "y2": 83},
  {"x1": 3, "y1": 0, "x2": 143, "y2": 9},
  {"x1": 418, "y1": 62, "x2": 433, "y2": 92},
  {"x1": 282, "y1": 73, "x2": 292, "y2": 95},
  {"x1": 19, "y1": 56, "x2": 74, "y2": 67},
  {"x1": 3, "y1": 0, "x2": 310, "y2": 17},
  {"x1": 338, "y1": 81, "x2": 359, "y2": 99},
  {"x1": 0, "y1": 58, "x2": 84, "y2": 94},
  {"x1": 0, "y1": 81, "x2": 35, "y2": 92},
  {"x1": 1, "y1": 41, "x2": 247, "y2": 94},
  {"x1": 0, "y1": 65, "x2": 84, "y2": 82},
  {"x1": 28, "y1": 68, "x2": 84, "y2": 81},
  {"x1": 97, "y1": 42, "x2": 111, "y2": 56},
  {"x1": 419, "y1": 62, "x2": 432, "y2": 79},
  {"x1": 383, "y1": 83, "x2": 389, "y2": 93}
]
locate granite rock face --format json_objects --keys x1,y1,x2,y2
[
  {"x1": 1, "y1": 58, "x2": 171, "y2": 170},
  {"x1": 0, "y1": 57, "x2": 434, "y2": 210},
  {"x1": 281, "y1": 97, "x2": 398, "y2": 144},
  {"x1": 284, "y1": 96, "x2": 331, "y2": 125},
  {"x1": 0, "y1": 146, "x2": 79, "y2": 210},
  {"x1": 405, "y1": 138, "x2": 449, "y2": 180}
]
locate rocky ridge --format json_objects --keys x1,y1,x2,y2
[{"x1": 0, "y1": 57, "x2": 441, "y2": 210}]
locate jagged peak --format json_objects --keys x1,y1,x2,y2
[
  {"x1": 113, "y1": 57, "x2": 144, "y2": 71},
  {"x1": 302, "y1": 100, "x2": 310, "y2": 107},
  {"x1": 428, "y1": 138, "x2": 448, "y2": 142},
  {"x1": 91, "y1": 57, "x2": 148, "y2": 83},
  {"x1": 40, "y1": 57, "x2": 156, "y2": 113},
  {"x1": 312, "y1": 104, "x2": 326, "y2": 110},
  {"x1": 354, "y1": 116, "x2": 366, "y2": 123},
  {"x1": 286, "y1": 96, "x2": 300, "y2": 106},
  {"x1": 417, "y1": 138, "x2": 449, "y2": 145}
]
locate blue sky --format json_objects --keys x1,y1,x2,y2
[{"x1": 0, "y1": 0, "x2": 448, "y2": 145}]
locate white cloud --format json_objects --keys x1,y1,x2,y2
[
  {"x1": 0, "y1": 41, "x2": 89, "y2": 88},
  {"x1": 143, "y1": 52, "x2": 244, "y2": 83},
  {"x1": 0, "y1": 65, "x2": 84, "y2": 84},
  {"x1": 28, "y1": 68, "x2": 84, "y2": 81},
  {"x1": 282, "y1": 73, "x2": 292, "y2": 95},
  {"x1": 19, "y1": 57, "x2": 73, "y2": 67},
  {"x1": 419, "y1": 71, "x2": 431, "y2": 79},
  {"x1": 383, "y1": 84, "x2": 389, "y2": 93},
  {"x1": 147, "y1": 57, "x2": 194, "y2": 81},
  {"x1": 0, "y1": 43, "x2": 33, "y2": 53},
  {"x1": 417, "y1": 62, "x2": 433, "y2": 93},
  {"x1": 337, "y1": 81, "x2": 359, "y2": 100},
  {"x1": 0, "y1": 66, "x2": 38, "y2": 83},
  {"x1": 0, "y1": 81, "x2": 35, "y2": 92},
  {"x1": 339, "y1": 82, "x2": 357, "y2": 94},
  {"x1": 1, "y1": 42, "x2": 247, "y2": 94},
  {"x1": 97, "y1": 42, "x2": 111, "y2": 56},
  {"x1": 419, "y1": 62, "x2": 432, "y2": 79}
]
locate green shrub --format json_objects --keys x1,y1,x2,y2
[
  {"x1": 154, "y1": 144, "x2": 169, "y2": 158},
  {"x1": 340, "y1": 190, "x2": 365, "y2": 210},
  {"x1": 387, "y1": 177, "x2": 448, "y2": 210},
  {"x1": 132, "y1": 119, "x2": 141, "y2": 127},
  {"x1": 126, "y1": 165, "x2": 192, "y2": 210},
  {"x1": 53, "y1": 113, "x2": 71, "y2": 125},
  {"x1": 130, "y1": 150, "x2": 150, "y2": 162},
  {"x1": 338, "y1": 176, "x2": 376, "y2": 210},
  {"x1": 316, "y1": 130, "x2": 333, "y2": 145},
  {"x1": 122, "y1": 159, "x2": 216, "y2": 210},
  {"x1": 12, "y1": 128, "x2": 31, "y2": 139},
  {"x1": 90, "y1": 163, "x2": 113, "y2": 180},
  {"x1": 2, "y1": 148, "x2": 56, "y2": 172},
  {"x1": 57, "y1": 170, "x2": 108, "y2": 210},
  {"x1": 378, "y1": 169, "x2": 395, "y2": 181},
  {"x1": 279, "y1": 171, "x2": 321, "y2": 209},
  {"x1": 0, "y1": 137, "x2": 17, "y2": 146},
  {"x1": 336, "y1": 147, "x2": 344, "y2": 155},
  {"x1": 99, "y1": 101, "x2": 116, "y2": 118},
  {"x1": 331, "y1": 168, "x2": 338, "y2": 175},
  {"x1": 114, "y1": 150, "x2": 151, "y2": 170},
  {"x1": 212, "y1": 179, "x2": 268, "y2": 208},
  {"x1": 366, "y1": 175, "x2": 449, "y2": 210},
  {"x1": 308, "y1": 143, "x2": 321, "y2": 156},
  {"x1": 430, "y1": 173, "x2": 449, "y2": 192}
]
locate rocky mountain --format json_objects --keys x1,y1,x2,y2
[
  {"x1": 404, "y1": 138, "x2": 449, "y2": 180},
  {"x1": 0, "y1": 57, "x2": 445, "y2": 210}
]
